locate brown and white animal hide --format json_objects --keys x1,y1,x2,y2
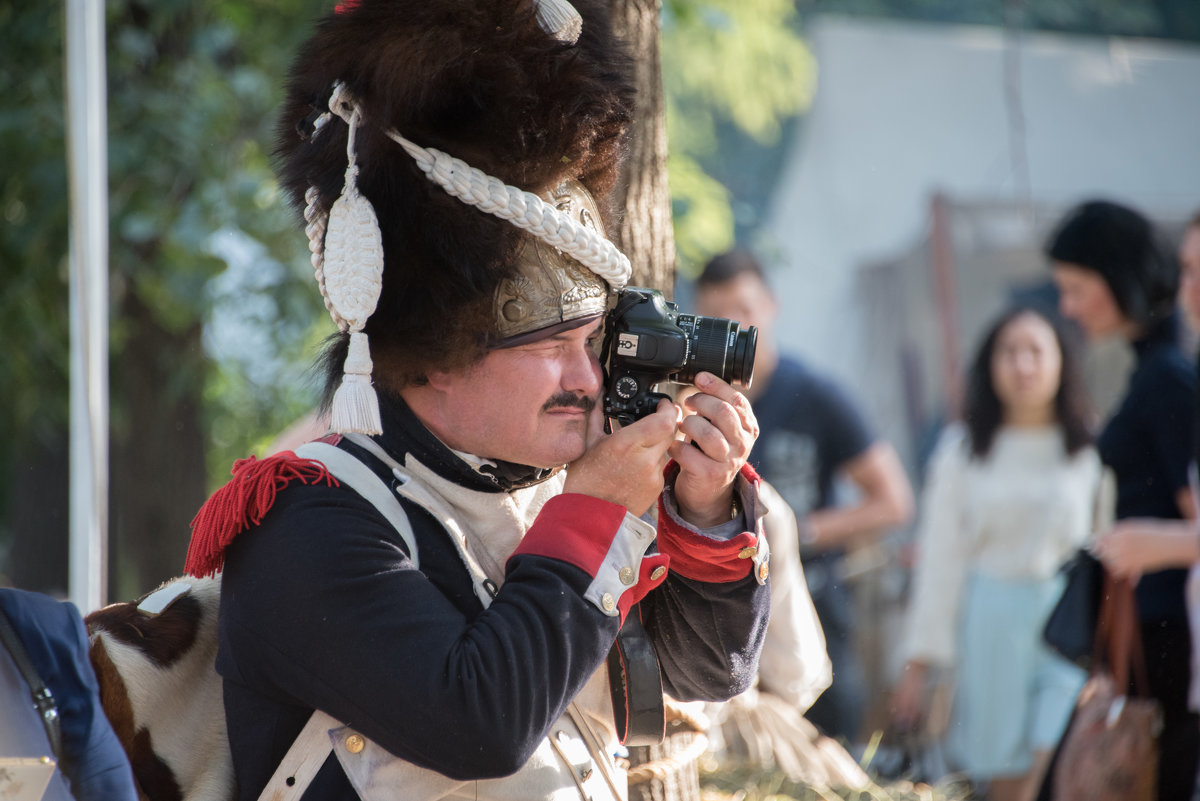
[{"x1": 86, "y1": 577, "x2": 234, "y2": 801}]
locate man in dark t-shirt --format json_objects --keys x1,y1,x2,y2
[{"x1": 696, "y1": 249, "x2": 914, "y2": 743}]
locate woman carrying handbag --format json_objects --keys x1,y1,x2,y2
[{"x1": 1049, "y1": 200, "x2": 1199, "y2": 800}]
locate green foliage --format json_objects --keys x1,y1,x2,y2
[
  {"x1": 663, "y1": 0, "x2": 816, "y2": 273},
  {"x1": 0, "y1": 5, "x2": 72, "y2": 443},
  {"x1": 1, "y1": 1, "x2": 332, "y2": 500}
]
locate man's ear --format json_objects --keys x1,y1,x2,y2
[{"x1": 424, "y1": 368, "x2": 456, "y2": 392}]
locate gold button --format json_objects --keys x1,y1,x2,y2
[
  {"x1": 737, "y1": 546, "x2": 758, "y2": 560},
  {"x1": 345, "y1": 734, "x2": 365, "y2": 754},
  {"x1": 619, "y1": 567, "x2": 635, "y2": 585},
  {"x1": 650, "y1": 566, "x2": 666, "y2": 581},
  {"x1": 601, "y1": 593, "x2": 616, "y2": 613},
  {"x1": 757, "y1": 562, "x2": 770, "y2": 581}
]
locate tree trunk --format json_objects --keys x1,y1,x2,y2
[
  {"x1": 611, "y1": 0, "x2": 675, "y2": 296},
  {"x1": 108, "y1": 290, "x2": 209, "y2": 599},
  {"x1": 608, "y1": 3, "x2": 700, "y2": 801},
  {"x1": 5, "y1": 430, "x2": 71, "y2": 597},
  {"x1": 4, "y1": 291, "x2": 208, "y2": 603}
]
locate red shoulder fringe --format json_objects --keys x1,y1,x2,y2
[{"x1": 184, "y1": 451, "x2": 338, "y2": 578}]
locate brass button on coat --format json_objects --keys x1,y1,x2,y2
[
  {"x1": 737, "y1": 546, "x2": 758, "y2": 560},
  {"x1": 757, "y1": 562, "x2": 770, "y2": 581},
  {"x1": 345, "y1": 734, "x2": 365, "y2": 754},
  {"x1": 619, "y1": 567, "x2": 635, "y2": 585},
  {"x1": 650, "y1": 566, "x2": 666, "y2": 581},
  {"x1": 601, "y1": 593, "x2": 616, "y2": 613}
]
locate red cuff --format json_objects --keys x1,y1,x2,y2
[
  {"x1": 510, "y1": 493, "x2": 627, "y2": 577},
  {"x1": 617, "y1": 554, "x2": 670, "y2": 620},
  {"x1": 655, "y1": 462, "x2": 763, "y2": 583}
]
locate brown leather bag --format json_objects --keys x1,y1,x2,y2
[{"x1": 1051, "y1": 574, "x2": 1162, "y2": 801}]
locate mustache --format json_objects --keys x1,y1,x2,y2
[{"x1": 542, "y1": 392, "x2": 596, "y2": 413}]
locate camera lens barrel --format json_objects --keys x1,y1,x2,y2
[{"x1": 673, "y1": 315, "x2": 756, "y2": 388}]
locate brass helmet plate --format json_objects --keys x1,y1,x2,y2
[{"x1": 493, "y1": 180, "x2": 612, "y2": 342}]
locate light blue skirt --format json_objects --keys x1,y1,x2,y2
[{"x1": 946, "y1": 572, "x2": 1086, "y2": 779}]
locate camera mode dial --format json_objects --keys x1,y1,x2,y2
[{"x1": 614, "y1": 375, "x2": 640, "y2": 400}]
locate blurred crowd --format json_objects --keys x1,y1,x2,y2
[{"x1": 701, "y1": 200, "x2": 1200, "y2": 801}]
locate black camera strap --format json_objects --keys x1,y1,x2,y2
[
  {"x1": 0, "y1": 605, "x2": 63, "y2": 760},
  {"x1": 606, "y1": 606, "x2": 666, "y2": 746}
]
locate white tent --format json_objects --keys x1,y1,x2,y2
[{"x1": 763, "y1": 16, "x2": 1200, "y2": 431}]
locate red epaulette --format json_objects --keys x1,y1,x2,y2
[{"x1": 184, "y1": 445, "x2": 340, "y2": 578}]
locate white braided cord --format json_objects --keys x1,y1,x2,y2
[
  {"x1": 387, "y1": 131, "x2": 630, "y2": 289},
  {"x1": 325, "y1": 82, "x2": 631, "y2": 291},
  {"x1": 304, "y1": 186, "x2": 347, "y2": 330}
]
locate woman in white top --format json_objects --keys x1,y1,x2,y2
[{"x1": 891, "y1": 307, "x2": 1100, "y2": 801}]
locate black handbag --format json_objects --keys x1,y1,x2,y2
[
  {"x1": 1043, "y1": 467, "x2": 1115, "y2": 670},
  {"x1": 1043, "y1": 548, "x2": 1104, "y2": 669}
]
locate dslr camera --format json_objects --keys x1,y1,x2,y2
[{"x1": 601, "y1": 287, "x2": 757, "y2": 428}]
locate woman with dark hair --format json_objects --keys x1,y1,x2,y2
[
  {"x1": 1049, "y1": 199, "x2": 1199, "y2": 801},
  {"x1": 891, "y1": 307, "x2": 1099, "y2": 801},
  {"x1": 1089, "y1": 210, "x2": 1200, "y2": 587}
]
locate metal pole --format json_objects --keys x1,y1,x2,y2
[{"x1": 65, "y1": 0, "x2": 110, "y2": 612}]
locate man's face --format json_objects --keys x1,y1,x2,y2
[
  {"x1": 429, "y1": 317, "x2": 605, "y2": 468},
  {"x1": 694, "y1": 272, "x2": 778, "y2": 335}
]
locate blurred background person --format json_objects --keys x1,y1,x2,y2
[
  {"x1": 1049, "y1": 199, "x2": 1199, "y2": 801},
  {"x1": 695, "y1": 249, "x2": 914, "y2": 745},
  {"x1": 1, "y1": 588, "x2": 137, "y2": 801},
  {"x1": 1092, "y1": 209, "x2": 1200, "y2": 579},
  {"x1": 891, "y1": 307, "x2": 1098, "y2": 801},
  {"x1": 1087, "y1": 209, "x2": 1200, "y2": 719}
]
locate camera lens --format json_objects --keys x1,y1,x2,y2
[
  {"x1": 674, "y1": 315, "x2": 758, "y2": 388},
  {"x1": 729, "y1": 325, "x2": 757, "y2": 388}
]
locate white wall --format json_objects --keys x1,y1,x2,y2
[{"x1": 763, "y1": 17, "x2": 1200, "y2": 400}]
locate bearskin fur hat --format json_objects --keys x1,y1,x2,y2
[{"x1": 275, "y1": 0, "x2": 635, "y2": 400}]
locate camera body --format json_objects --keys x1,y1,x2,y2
[{"x1": 601, "y1": 287, "x2": 757, "y2": 427}]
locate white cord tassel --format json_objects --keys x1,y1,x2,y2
[
  {"x1": 321, "y1": 106, "x2": 385, "y2": 435},
  {"x1": 330, "y1": 333, "x2": 382, "y2": 435},
  {"x1": 534, "y1": 0, "x2": 582, "y2": 44}
]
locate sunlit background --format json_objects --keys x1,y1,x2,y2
[{"x1": 2, "y1": 6, "x2": 1199, "y2": 791}]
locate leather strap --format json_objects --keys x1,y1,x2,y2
[
  {"x1": 1093, "y1": 572, "x2": 1151, "y2": 696},
  {"x1": 0, "y1": 606, "x2": 62, "y2": 760},
  {"x1": 256, "y1": 711, "x2": 338, "y2": 801},
  {"x1": 606, "y1": 608, "x2": 665, "y2": 746},
  {"x1": 296, "y1": 440, "x2": 418, "y2": 567},
  {"x1": 256, "y1": 441, "x2": 417, "y2": 800}
]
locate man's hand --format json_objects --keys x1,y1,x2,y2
[
  {"x1": 670, "y1": 372, "x2": 759, "y2": 528},
  {"x1": 563, "y1": 399, "x2": 680, "y2": 517}
]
